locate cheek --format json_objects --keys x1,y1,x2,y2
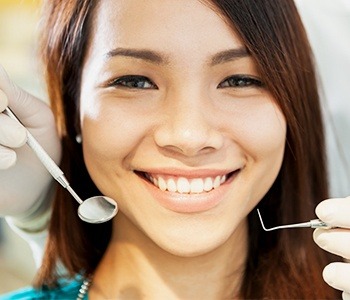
[
  {"x1": 222, "y1": 99, "x2": 286, "y2": 205},
  {"x1": 234, "y1": 101, "x2": 286, "y2": 160},
  {"x1": 79, "y1": 98, "x2": 154, "y2": 189},
  {"x1": 255, "y1": 108, "x2": 286, "y2": 159},
  {"x1": 239, "y1": 102, "x2": 286, "y2": 202},
  {"x1": 81, "y1": 97, "x2": 150, "y2": 158}
]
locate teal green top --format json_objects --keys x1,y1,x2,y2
[{"x1": 0, "y1": 277, "x2": 86, "y2": 300}]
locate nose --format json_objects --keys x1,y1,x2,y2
[{"x1": 153, "y1": 89, "x2": 224, "y2": 157}]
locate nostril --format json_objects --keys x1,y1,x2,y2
[{"x1": 153, "y1": 116, "x2": 224, "y2": 157}]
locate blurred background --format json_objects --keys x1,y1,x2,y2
[
  {"x1": 0, "y1": 0, "x2": 349, "y2": 296},
  {"x1": 0, "y1": 0, "x2": 43, "y2": 293}
]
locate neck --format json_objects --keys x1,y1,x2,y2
[{"x1": 90, "y1": 213, "x2": 247, "y2": 300}]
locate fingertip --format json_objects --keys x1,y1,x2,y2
[
  {"x1": 316, "y1": 198, "x2": 350, "y2": 228},
  {"x1": 322, "y1": 263, "x2": 336, "y2": 286},
  {"x1": 313, "y1": 228, "x2": 321, "y2": 242},
  {"x1": 0, "y1": 89, "x2": 9, "y2": 111},
  {"x1": 343, "y1": 292, "x2": 350, "y2": 300},
  {"x1": 0, "y1": 63, "x2": 7, "y2": 79},
  {"x1": 313, "y1": 228, "x2": 328, "y2": 249},
  {"x1": 0, "y1": 147, "x2": 17, "y2": 169},
  {"x1": 313, "y1": 227, "x2": 319, "y2": 241},
  {"x1": 14, "y1": 125, "x2": 27, "y2": 147},
  {"x1": 0, "y1": 117, "x2": 28, "y2": 148},
  {"x1": 315, "y1": 199, "x2": 336, "y2": 224},
  {"x1": 0, "y1": 63, "x2": 11, "y2": 81}
]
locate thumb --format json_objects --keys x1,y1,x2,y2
[{"x1": 0, "y1": 64, "x2": 50, "y2": 128}]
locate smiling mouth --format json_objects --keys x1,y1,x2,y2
[{"x1": 137, "y1": 171, "x2": 237, "y2": 194}]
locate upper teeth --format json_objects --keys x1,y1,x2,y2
[{"x1": 145, "y1": 174, "x2": 227, "y2": 194}]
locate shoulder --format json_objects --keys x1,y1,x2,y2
[{"x1": 0, "y1": 277, "x2": 84, "y2": 300}]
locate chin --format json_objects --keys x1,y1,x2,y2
[{"x1": 149, "y1": 218, "x2": 247, "y2": 258}]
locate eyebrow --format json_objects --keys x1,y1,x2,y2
[
  {"x1": 209, "y1": 47, "x2": 250, "y2": 66},
  {"x1": 105, "y1": 48, "x2": 169, "y2": 65},
  {"x1": 104, "y1": 47, "x2": 250, "y2": 66}
]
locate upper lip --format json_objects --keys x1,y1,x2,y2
[{"x1": 134, "y1": 167, "x2": 241, "y2": 178}]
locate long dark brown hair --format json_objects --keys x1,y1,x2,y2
[{"x1": 35, "y1": 0, "x2": 340, "y2": 298}]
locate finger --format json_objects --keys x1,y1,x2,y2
[
  {"x1": 0, "y1": 114, "x2": 27, "y2": 148},
  {"x1": 323, "y1": 262, "x2": 350, "y2": 294},
  {"x1": 314, "y1": 228, "x2": 350, "y2": 259},
  {"x1": 0, "y1": 145, "x2": 17, "y2": 169},
  {"x1": 0, "y1": 65, "x2": 48, "y2": 127},
  {"x1": 0, "y1": 89, "x2": 8, "y2": 111},
  {"x1": 0, "y1": 65, "x2": 27, "y2": 111},
  {"x1": 316, "y1": 198, "x2": 350, "y2": 228},
  {"x1": 343, "y1": 292, "x2": 350, "y2": 300}
]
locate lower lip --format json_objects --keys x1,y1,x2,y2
[{"x1": 138, "y1": 171, "x2": 239, "y2": 213}]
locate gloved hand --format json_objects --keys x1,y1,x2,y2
[
  {"x1": 313, "y1": 196, "x2": 350, "y2": 300},
  {"x1": 0, "y1": 64, "x2": 61, "y2": 229}
]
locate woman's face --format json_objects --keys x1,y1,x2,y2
[{"x1": 80, "y1": 0, "x2": 286, "y2": 256}]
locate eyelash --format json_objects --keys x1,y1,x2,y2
[
  {"x1": 108, "y1": 75, "x2": 157, "y2": 89},
  {"x1": 107, "y1": 74, "x2": 263, "y2": 89},
  {"x1": 218, "y1": 75, "x2": 263, "y2": 89}
]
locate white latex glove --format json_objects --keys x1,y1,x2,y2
[
  {"x1": 314, "y1": 196, "x2": 350, "y2": 300},
  {"x1": 0, "y1": 64, "x2": 61, "y2": 230}
]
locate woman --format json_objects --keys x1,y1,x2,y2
[{"x1": 0, "y1": 0, "x2": 347, "y2": 298}]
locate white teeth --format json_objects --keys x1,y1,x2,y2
[
  {"x1": 177, "y1": 177, "x2": 190, "y2": 193},
  {"x1": 190, "y1": 178, "x2": 204, "y2": 193},
  {"x1": 220, "y1": 175, "x2": 226, "y2": 184},
  {"x1": 167, "y1": 178, "x2": 177, "y2": 192},
  {"x1": 213, "y1": 176, "x2": 221, "y2": 188},
  {"x1": 147, "y1": 174, "x2": 228, "y2": 194},
  {"x1": 154, "y1": 177, "x2": 158, "y2": 186},
  {"x1": 203, "y1": 177, "x2": 213, "y2": 191},
  {"x1": 158, "y1": 177, "x2": 167, "y2": 191}
]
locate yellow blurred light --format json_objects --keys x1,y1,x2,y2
[{"x1": 0, "y1": 0, "x2": 41, "y2": 8}]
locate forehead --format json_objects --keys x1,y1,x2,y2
[{"x1": 88, "y1": 0, "x2": 244, "y2": 60}]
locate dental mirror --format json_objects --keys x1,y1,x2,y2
[
  {"x1": 257, "y1": 209, "x2": 329, "y2": 231},
  {"x1": 4, "y1": 107, "x2": 118, "y2": 224}
]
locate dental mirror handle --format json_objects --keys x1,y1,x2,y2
[{"x1": 4, "y1": 107, "x2": 83, "y2": 204}]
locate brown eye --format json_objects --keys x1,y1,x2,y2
[
  {"x1": 218, "y1": 75, "x2": 263, "y2": 88},
  {"x1": 110, "y1": 75, "x2": 157, "y2": 89}
]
